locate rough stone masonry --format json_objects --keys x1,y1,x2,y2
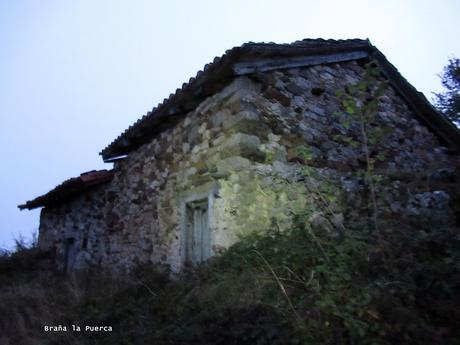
[{"x1": 19, "y1": 39, "x2": 460, "y2": 273}]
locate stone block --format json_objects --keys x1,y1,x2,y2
[
  {"x1": 216, "y1": 156, "x2": 251, "y2": 176},
  {"x1": 219, "y1": 133, "x2": 266, "y2": 162}
]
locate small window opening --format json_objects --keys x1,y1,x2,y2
[
  {"x1": 311, "y1": 87, "x2": 325, "y2": 96},
  {"x1": 63, "y1": 238, "x2": 76, "y2": 273},
  {"x1": 81, "y1": 236, "x2": 88, "y2": 250}
]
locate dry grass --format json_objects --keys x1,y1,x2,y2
[{"x1": 1, "y1": 223, "x2": 459, "y2": 345}]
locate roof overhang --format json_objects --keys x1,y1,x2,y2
[
  {"x1": 100, "y1": 39, "x2": 460, "y2": 161},
  {"x1": 18, "y1": 170, "x2": 113, "y2": 210}
]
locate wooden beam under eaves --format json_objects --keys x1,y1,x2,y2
[{"x1": 232, "y1": 50, "x2": 369, "y2": 75}]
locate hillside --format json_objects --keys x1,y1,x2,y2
[{"x1": 1, "y1": 218, "x2": 459, "y2": 345}]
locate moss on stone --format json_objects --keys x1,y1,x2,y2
[{"x1": 217, "y1": 172, "x2": 309, "y2": 237}]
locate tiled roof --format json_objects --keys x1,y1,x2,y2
[
  {"x1": 100, "y1": 38, "x2": 460, "y2": 161},
  {"x1": 18, "y1": 170, "x2": 113, "y2": 210}
]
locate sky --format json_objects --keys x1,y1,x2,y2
[{"x1": 0, "y1": 0, "x2": 459, "y2": 250}]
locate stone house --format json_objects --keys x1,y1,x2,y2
[{"x1": 19, "y1": 39, "x2": 460, "y2": 272}]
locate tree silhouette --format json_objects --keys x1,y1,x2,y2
[{"x1": 433, "y1": 57, "x2": 460, "y2": 124}]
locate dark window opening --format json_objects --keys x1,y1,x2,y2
[
  {"x1": 63, "y1": 237, "x2": 76, "y2": 273},
  {"x1": 82, "y1": 236, "x2": 88, "y2": 250}
]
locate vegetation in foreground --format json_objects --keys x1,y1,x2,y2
[{"x1": 1, "y1": 219, "x2": 459, "y2": 345}]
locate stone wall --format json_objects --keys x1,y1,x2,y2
[
  {"x1": 39, "y1": 184, "x2": 107, "y2": 271},
  {"x1": 39, "y1": 60, "x2": 460, "y2": 272},
  {"x1": 242, "y1": 61, "x2": 459, "y2": 232}
]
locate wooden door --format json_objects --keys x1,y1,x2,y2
[{"x1": 185, "y1": 200, "x2": 210, "y2": 263}]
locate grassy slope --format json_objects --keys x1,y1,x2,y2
[{"x1": 1, "y1": 221, "x2": 459, "y2": 345}]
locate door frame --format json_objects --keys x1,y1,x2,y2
[{"x1": 179, "y1": 183, "x2": 218, "y2": 269}]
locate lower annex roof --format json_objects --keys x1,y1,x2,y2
[{"x1": 18, "y1": 170, "x2": 113, "y2": 210}]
